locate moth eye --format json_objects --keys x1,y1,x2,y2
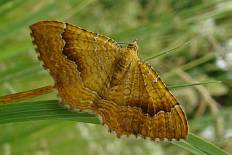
[{"x1": 127, "y1": 40, "x2": 138, "y2": 51}]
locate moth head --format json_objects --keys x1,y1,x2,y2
[{"x1": 127, "y1": 40, "x2": 138, "y2": 52}]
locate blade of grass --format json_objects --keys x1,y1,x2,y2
[
  {"x1": 144, "y1": 40, "x2": 191, "y2": 62},
  {"x1": 172, "y1": 134, "x2": 230, "y2": 155},
  {"x1": 186, "y1": 133, "x2": 230, "y2": 155},
  {"x1": 163, "y1": 52, "x2": 216, "y2": 79},
  {"x1": 0, "y1": 100, "x2": 99, "y2": 124},
  {"x1": 172, "y1": 140, "x2": 207, "y2": 155},
  {"x1": 0, "y1": 100, "x2": 230, "y2": 155},
  {"x1": 167, "y1": 81, "x2": 222, "y2": 89}
]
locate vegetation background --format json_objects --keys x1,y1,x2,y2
[{"x1": 0, "y1": 0, "x2": 231, "y2": 154}]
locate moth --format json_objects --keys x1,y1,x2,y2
[{"x1": 0, "y1": 21, "x2": 188, "y2": 141}]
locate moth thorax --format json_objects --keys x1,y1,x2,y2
[{"x1": 127, "y1": 40, "x2": 138, "y2": 51}]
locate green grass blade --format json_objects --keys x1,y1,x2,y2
[
  {"x1": 167, "y1": 81, "x2": 222, "y2": 89},
  {"x1": 172, "y1": 133, "x2": 230, "y2": 155},
  {"x1": 144, "y1": 40, "x2": 191, "y2": 62},
  {"x1": 172, "y1": 140, "x2": 207, "y2": 155},
  {"x1": 0, "y1": 100, "x2": 99, "y2": 124},
  {"x1": 163, "y1": 53, "x2": 216, "y2": 78},
  {"x1": 185, "y1": 133, "x2": 230, "y2": 155},
  {"x1": 0, "y1": 100, "x2": 230, "y2": 155}
]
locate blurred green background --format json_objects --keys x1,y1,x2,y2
[{"x1": 0, "y1": 0, "x2": 231, "y2": 154}]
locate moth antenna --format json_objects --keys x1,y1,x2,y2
[
  {"x1": 118, "y1": 42, "x2": 130, "y2": 45},
  {"x1": 0, "y1": 85, "x2": 54, "y2": 104}
]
